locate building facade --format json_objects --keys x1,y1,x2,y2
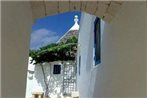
[
  {"x1": 25, "y1": 15, "x2": 80, "y2": 98},
  {"x1": 77, "y1": 2, "x2": 146, "y2": 97},
  {"x1": 1, "y1": 1, "x2": 147, "y2": 98}
]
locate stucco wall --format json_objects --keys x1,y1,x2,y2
[
  {"x1": 77, "y1": 1, "x2": 147, "y2": 98},
  {"x1": 77, "y1": 12, "x2": 96, "y2": 98},
  {"x1": 1, "y1": 1, "x2": 32, "y2": 98},
  {"x1": 93, "y1": 2, "x2": 146, "y2": 97},
  {"x1": 25, "y1": 61, "x2": 64, "y2": 98},
  {"x1": 25, "y1": 60, "x2": 77, "y2": 98}
]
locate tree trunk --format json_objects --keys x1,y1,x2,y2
[{"x1": 40, "y1": 64, "x2": 49, "y2": 97}]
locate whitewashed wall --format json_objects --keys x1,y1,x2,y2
[
  {"x1": 25, "y1": 60, "x2": 64, "y2": 98},
  {"x1": 77, "y1": 12, "x2": 96, "y2": 98},
  {"x1": 77, "y1": 1, "x2": 147, "y2": 98}
]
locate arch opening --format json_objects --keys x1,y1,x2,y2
[{"x1": 26, "y1": 11, "x2": 82, "y2": 98}]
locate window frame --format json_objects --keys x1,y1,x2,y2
[
  {"x1": 53, "y1": 64, "x2": 61, "y2": 74},
  {"x1": 94, "y1": 17, "x2": 101, "y2": 66},
  {"x1": 78, "y1": 55, "x2": 81, "y2": 75}
]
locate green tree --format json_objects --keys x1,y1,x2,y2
[{"x1": 29, "y1": 36, "x2": 78, "y2": 97}]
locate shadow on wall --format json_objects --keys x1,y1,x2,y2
[
  {"x1": 34, "y1": 64, "x2": 46, "y2": 90},
  {"x1": 34, "y1": 63, "x2": 63, "y2": 97}
]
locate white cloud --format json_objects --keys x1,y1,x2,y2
[{"x1": 30, "y1": 28, "x2": 59, "y2": 50}]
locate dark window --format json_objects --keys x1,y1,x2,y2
[
  {"x1": 78, "y1": 55, "x2": 81, "y2": 75},
  {"x1": 94, "y1": 17, "x2": 101, "y2": 65},
  {"x1": 53, "y1": 64, "x2": 61, "y2": 74}
]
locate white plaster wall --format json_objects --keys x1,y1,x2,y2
[
  {"x1": 77, "y1": 1, "x2": 147, "y2": 98},
  {"x1": 77, "y1": 12, "x2": 96, "y2": 98},
  {"x1": 1, "y1": 1, "x2": 32, "y2": 98},
  {"x1": 25, "y1": 62, "x2": 64, "y2": 98}
]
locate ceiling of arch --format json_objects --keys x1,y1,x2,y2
[{"x1": 30, "y1": 1, "x2": 123, "y2": 22}]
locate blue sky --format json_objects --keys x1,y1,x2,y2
[{"x1": 30, "y1": 11, "x2": 81, "y2": 50}]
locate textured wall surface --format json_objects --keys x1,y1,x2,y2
[
  {"x1": 26, "y1": 62, "x2": 63, "y2": 98},
  {"x1": 77, "y1": 1, "x2": 147, "y2": 98},
  {"x1": 93, "y1": 2, "x2": 146, "y2": 97},
  {"x1": 30, "y1": 1, "x2": 123, "y2": 22},
  {"x1": 25, "y1": 61, "x2": 76, "y2": 98},
  {"x1": 77, "y1": 12, "x2": 96, "y2": 97}
]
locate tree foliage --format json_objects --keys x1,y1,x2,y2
[{"x1": 29, "y1": 36, "x2": 78, "y2": 64}]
